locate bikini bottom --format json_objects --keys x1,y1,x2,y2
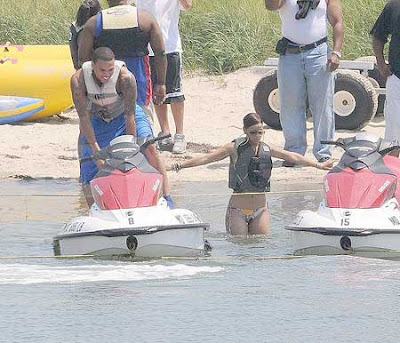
[{"x1": 227, "y1": 205, "x2": 268, "y2": 224}]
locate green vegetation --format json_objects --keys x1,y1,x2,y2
[{"x1": 0, "y1": 0, "x2": 387, "y2": 73}]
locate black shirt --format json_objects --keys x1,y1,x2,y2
[{"x1": 370, "y1": 0, "x2": 400, "y2": 77}]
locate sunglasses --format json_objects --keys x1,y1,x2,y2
[{"x1": 249, "y1": 129, "x2": 265, "y2": 136}]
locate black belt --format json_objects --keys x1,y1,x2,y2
[{"x1": 285, "y1": 37, "x2": 327, "y2": 54}]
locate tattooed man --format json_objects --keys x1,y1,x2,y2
[{"x1": 70, "y1": 47, "x2": 172, "y2": 207}]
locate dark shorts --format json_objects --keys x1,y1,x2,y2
[{"x1": 150, "y1": 52, "x2": 185, "y2": 104}]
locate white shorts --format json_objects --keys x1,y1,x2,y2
[{"x1": 384, "y1": 75, "x2": 400, "y2": 141}]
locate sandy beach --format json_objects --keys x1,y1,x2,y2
[{"x1": 0, "y1": 67, "x2": 386, "y2": 188}]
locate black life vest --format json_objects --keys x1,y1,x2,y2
[
  {"x1": 69, "y1": 22, "x2": 83, "y2": 70},
  {"x1": 94, "y1": 5, "x2": 149, "y2": 59},
  {"x1": 229, "y1": 137, "x2": 272, "y2": 193}
]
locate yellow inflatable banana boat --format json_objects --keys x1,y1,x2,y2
[{"x1": 0, "y1": 44, "x2": 75, "y2": 121}]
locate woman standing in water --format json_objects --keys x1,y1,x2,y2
[{"x1": 169, "y1": 113, "x2": 333, "y2": 236}]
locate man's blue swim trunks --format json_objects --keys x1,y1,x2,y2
[{"x1": 79, "y1": 105, "x2": 153, "y2": 184}]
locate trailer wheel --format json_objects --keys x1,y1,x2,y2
[
  {"x1": 253, "y1": 69, "x2": 282, "y2": 130},
  {"x1": 355, "y1": 56, "x2": 386, "y2": 116},
  {"x1": 334, "y1": 71, "x2": 378, "y2": 130}
]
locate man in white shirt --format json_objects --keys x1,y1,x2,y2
[
  {"x1": 134, "y1": 0, "x2": 192, "y2": 154},
  {"x1": 265, "y1": 0, "x2": 343, "y2": 165},
  {"x1": 371, "y1": 0, "x2": 400, "y2": 156}
]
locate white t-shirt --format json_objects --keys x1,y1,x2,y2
[
  {"x1": 133, "y1": 0, "x2": 185, "y2": 55},
  {"x1": 279, "y1": 0, "x2": 328, "y2": 45}
]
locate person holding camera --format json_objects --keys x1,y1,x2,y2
[
  {"x1": 265, "y1": 0, "x2": 343, "y2": 166},
  {"x1": 168, "y1": 112, "x2": 333, "y2": 236}
]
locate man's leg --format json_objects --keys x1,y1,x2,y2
[
  {"x1": 171, "y1": 101, "x2": 184, "y2": 134},
  {"x1": 153, "y1": 103, "x2": 174, "y2": 150},
  {"x1": 305, "y1": 43, "x2": 335, "y2": 160},
  {"x1": 79, "y1": 134, "x2": 98, "y2": 207},
  {"x1": 77, "y1": 133, "x2": 94, "y2": 206},
  {"x1": 79, "y1": 115, "x2": 126, "y2": 208},
  {"x1": 139, "y1": 103, "x2": 155, "y2": 126},
  {"x1": 150, "y1": 55, "x2": 174, "y2": 150},
  {"x1": 166, "y1": 52, "x2": 186, "y2": 154},
  {"x1": 154, "y1": 103, "x2": 171, "y2": 135},
  {"x1": 170, "y1": 100, "x2": 186, "y2": 154},
  {"x1": 135, "y1": 105, "x2": 171, "y2": 197},
  {"x1": 278, "y1": 53, "x2": 308, "y2": 156},
  {"x1": 384, "y1": 75, "x2": 400, "y2": 157},
  {"x1": 82, "y1": 184, "x2": 95, "y2": 207}
]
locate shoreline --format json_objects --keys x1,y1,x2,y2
[{"x1": 0, "y1": 67, "x2": 386, "y2": 187}]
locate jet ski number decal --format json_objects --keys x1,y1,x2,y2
[
  {"x1": 340, "y1": 211, "x2": 351, "y2": 226},
  {"x1": 292, "y1": 215, "x2": 303, "y2": 226},
  {"x1": 389, "y1": 216, "x2": 400, "y2": 226},
  {"x1": 340, "y1": 218, "x2": 350, "y2": 226},
  {"x1": 62, "y1": 221, "x2": 85, "y2": 233}
]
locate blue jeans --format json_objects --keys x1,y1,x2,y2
[{"x1": 277, "y1": 42, "x2": 335, "y2": 159}]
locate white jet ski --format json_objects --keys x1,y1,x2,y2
[
  {"x1": 286, "y1": 133, "x2": 400, "y2": 259},
  {"x1": 53, "y1": 135, "x2": 210, "y2": 258}
]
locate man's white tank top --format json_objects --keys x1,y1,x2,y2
[{"x1": 279, "y1": 0, "x2": 328, "y2": 45}]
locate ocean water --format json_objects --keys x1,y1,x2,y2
[{"x1": 0, "y1": 179, "x2": 399, "y2": 343}]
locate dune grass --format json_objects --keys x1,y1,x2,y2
[{"x1": 0, "y1": 0, "x2": 387, "y2": 73}]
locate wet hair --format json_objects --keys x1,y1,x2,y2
[
  {"x1": 93, "y1": 47, "x2": 115, "y2": 63},
  {"x1": 243, "y1": 112, "x2": 263, "y2": 129},
  {"x1": 76, "y1": 0, "x2": 102, "y2": 27}
]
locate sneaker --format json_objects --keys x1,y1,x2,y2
[
  {"x1": 172, "y1": 133, "x2": 187, "y2": 154},
  {"x1": 157, "y1": 132, "x2": 174, "y2": 152}
]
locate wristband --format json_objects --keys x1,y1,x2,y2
[
  {"x1": 171, "y1": 162, "x2": 181, "y2": 172},
  {"x1": 331, "y1": 50, "x2": 341, "y2": 59}
]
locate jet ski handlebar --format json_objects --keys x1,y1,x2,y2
[
  {"x1": 79, "y1": 134, "x2": 172, "y2": 163},
  {"x1": 320, "y1": 140, "x2": 344, "y2": 147},
  {"x1": 140, "y1": 133, "x2": 171, "y2": 151},
  {"x1": 321, "y1": 139, "x2": 400, "y2": 156}
]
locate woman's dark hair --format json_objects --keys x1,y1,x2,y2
[
  {"x1": 243, "y1": 112, "x2": 263, "y2": 129},
  {"x1": 76, "y1": 0, "x2": 102, "y2": 27}
]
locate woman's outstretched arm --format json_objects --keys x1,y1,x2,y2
[
  {"x1": 168, "y1": 143, "x2": 234, "y2": 171},
  {"x1": 270, "y1": 144, "x2": 335, "y2": 170}
]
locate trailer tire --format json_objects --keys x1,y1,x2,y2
[
  {"x1": 253, "y1": 69, "x2": 282, "y2": 130},
  {"x1": 334, "y1": 71, "x2": 378, "y2": 130},
  {"x1": 355, "y1": 56, "x2": 386, "y2": 116}
]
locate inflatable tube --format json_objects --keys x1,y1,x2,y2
[
  {"x1": 0, "y1": 96, "x2": 45, "y2": 124},
  {"x1": 0, "y1": 44, "x2": 74, "y2": 120},
  {"x1": 1, "y1": 43, "x2": 71, "y2": 61}
]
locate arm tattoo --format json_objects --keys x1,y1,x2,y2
[
  {"x1": 119, "y1": 73, "x2": 137, "y2": 116},
  {"x1": 71, "y1": 74, "x2": 89, "y2": 119}
]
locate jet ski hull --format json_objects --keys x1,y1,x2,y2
[
  {"x1": 54, "y1": 205, "x2": 209, "y2": 258},
  {"x1": 286, "y1": 198, "x2": 400, "y2": 259}
]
